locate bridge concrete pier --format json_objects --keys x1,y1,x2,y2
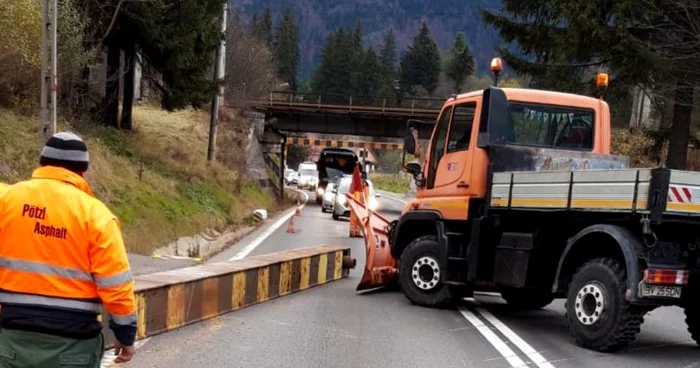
[{"x1": 244, "y1": 111, "x2": 286, "y2": 198}]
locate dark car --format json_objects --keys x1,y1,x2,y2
[{"x1": 315, "y1": 148, "x2": 359, "y2": 204}]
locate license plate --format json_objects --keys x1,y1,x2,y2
[{"x1": 639, "y1": 283, "x2": 683, "y2": 298}]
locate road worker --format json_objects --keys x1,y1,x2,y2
[{"x1": 0, "y1": 132, "x2": 137, "y2": 367}]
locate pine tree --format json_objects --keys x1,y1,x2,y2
[
  {"x1": 445, "y1": 32, "x2": 475, "y2": 93},
  {"x1": 273, "y1": 9, "x2": 300, "y2": 91},
  {"x1": 311, "y1": 28, "x2": 351, "y2": 103},
  {"x1": 377, "y1": 28, "x2": 397, "y2": 104},
  {"x1": 359, "y1": 48, "x2": 381, "y2": 103},
  {"x1": 119, "y1": 0, "x2": 225, "y2": 112},
  {"x1": 379, "y1": 28, "x2": 397, "y2": 81},
  {"x1": 260, "y1": 8, "x2": 273, "y2": 48},
  {"x1": 398, "y1": 21, "x2": 441, "y2": 95},
  {"x1": 349, "y1": 21, "x2": 365, "y2": 96}
]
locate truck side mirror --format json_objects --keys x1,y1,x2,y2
[
  {"x1": 403, "y1": 129, "x2": 417, "y2": 155},
  {"x1": 404, "y1": 162, "x2": 422, "y2": 178}
]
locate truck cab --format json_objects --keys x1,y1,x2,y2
[
  {"x1": 378, "y1": 62, "x2": 700, "y2": 353},
  {"x1": 403, "y1": 86, "x2": 614, "y2": 221}
]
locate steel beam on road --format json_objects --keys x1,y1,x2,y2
[{"x1": 98, "y1": 245, "x2": 354, "y2": 349}]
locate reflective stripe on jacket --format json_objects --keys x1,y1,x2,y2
[{"x1": 0, "y1": 166, "x2": 137, "y2": 345}]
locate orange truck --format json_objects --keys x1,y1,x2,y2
[{"x1": 348, "y1": 59, "x2": 700, "y2": 353}]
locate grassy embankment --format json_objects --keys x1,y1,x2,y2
[
  {"x1": 0, "y1": 106, "x2": 289, "y2": 255},
  {"x1": 369, "y1": 128, "x2": 660, "y2": 195},
  {"x1": 369, "y1": 173, "x2": 411, "y2": 194}
]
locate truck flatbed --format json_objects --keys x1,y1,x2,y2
[{"x1": 490, "y1": 167, "x2": 700, "y2": 218}]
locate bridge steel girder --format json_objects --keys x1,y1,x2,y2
[
  {"x1": 253, "y1": 108, "x2": 438, "y2": 140},
  {"x1": 286, "y1": 137, "x2": 403, "y2": 151}
]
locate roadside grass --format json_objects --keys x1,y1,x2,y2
[
  {"x1": 0, "y1": 106, "x2": 289, "y2": 255},
  {"x1": 369, "y1": 172, "x2": 410, "y2": 194}
]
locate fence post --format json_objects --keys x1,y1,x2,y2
[
  {"x1": 349, "y1": 96, "x2": 353, "y2": 111},
  {"x1": 382, "y1": 98, "x2": 386, "y2": 112},
  {"x1": 411, "y1": 99, "x2": 415, "y2": 114},
  {"x1": 317, "y1": 94, "x2": 321, "y2": 108}
]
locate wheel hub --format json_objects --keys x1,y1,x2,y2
[
  {"x1": 575, "y1": 283, "x2": 605, "y2": 326},
  {"x1": 411, "y1": 256, "x2": 440, "y2": 290}
]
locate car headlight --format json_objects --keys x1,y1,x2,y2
[
  {"x1": 337, "y1": 195, "x2": 347, "y2": 205},
  {"x1": 317, "y1": 187, "x2": 324, "y2": 196},
  {"x1": 368, "y1": 197, "x2": 379, "y2": 211}
]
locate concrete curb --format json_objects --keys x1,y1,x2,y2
[{"x1": 100, "y1": 245, "x2": 354, "y2": 348}]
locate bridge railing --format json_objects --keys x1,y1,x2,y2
[{"x1": 258, "y1": 90, "x2": 445, "y2": 112}]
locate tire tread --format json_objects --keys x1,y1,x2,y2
[{"x1": 564, "y1": 257, "x2": 647, "y2": 352}]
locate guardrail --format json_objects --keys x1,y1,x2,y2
[
  {"x1": 254, "y1": 91, "x2": 445, "y2": 114},
  {"x1": 100, "y1": 245, "x2": 355, "y2": 348}
]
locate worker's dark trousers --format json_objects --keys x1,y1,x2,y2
[{"x1": 0, "y1": 328, "x2": 104, "y2": 368}]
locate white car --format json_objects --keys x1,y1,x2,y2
[
  {"x1": 321, "y1": 182, "x2": 337, "y2": 213},
  {"x1": 284, "y1": 169, "x2": 298, "y2": 185},
  {"x1": 298, "y1": 168, "x2": 318, "y2": 190},
  {"x1": 332, "y1": 176, "x2": 380, "y2": 220}
]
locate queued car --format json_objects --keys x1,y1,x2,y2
[
  {"x1": 321, "y1": 181, "x2": 338, "y2": 213},
  {"x1": 332, "y1": 176, "x2": 380, "y2": 220},
  {"x1": 284, "y1": 169, "x2": 299, "y2": 186},
  {"x1": 315, "y1": 148, "x2": 358, "y2": 204}
]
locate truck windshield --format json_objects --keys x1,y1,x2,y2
[
  {"x1": 300, "y1": 169, "x2": 317, "y2": 177},
  {"x1": 506, "y1": 103, "x2": 594, "y2": 150}
]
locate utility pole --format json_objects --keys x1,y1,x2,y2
[
  {"x1": 40, "y1": 0, "x2": 58, "y2": 147},
  {"x1": 207, "y1": 2, "x2": 228, "y2": 162}
]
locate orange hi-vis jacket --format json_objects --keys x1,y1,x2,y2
[{"x1": 0, "y1": 166, "x2": 137, "y2": 346}]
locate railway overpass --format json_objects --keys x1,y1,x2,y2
[
  {"x1": 249, "y1": 91, "x2": 443, "y2": 140},
  {"x1": 245, "y1": 91, "x2": 442, "y2": 196}
]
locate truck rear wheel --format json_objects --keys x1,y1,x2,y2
[
  {"x1": 565, "y1": 258, "x2": 647, "y2": 352},
  {"x1": 500, "y1": 287, "x2": 554, "y2": 311},
  {"x1": 399, "y1": 235, "x2": 455, "y2": 308},
  {"x1": 684, "y1": 278, "x2": 700, "y2": 345}
]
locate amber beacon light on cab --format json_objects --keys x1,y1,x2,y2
[{"x1": 346, "y1": 57, "x2": 700, "y2": 353}]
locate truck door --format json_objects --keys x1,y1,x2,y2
[{"x1": 421, "y1": 100, "x2": 479, "y2": 219}]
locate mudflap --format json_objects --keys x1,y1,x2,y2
[{"x1": 345, "y1": 193, "x2": 398, "y2": 291}]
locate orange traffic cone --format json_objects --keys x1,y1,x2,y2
[
  {"x1": 295, "y1": 204, "x2": 301, "y2": 217},
  {"x1": 286, "y1": 216, "x2": 296, "y2": 233}
]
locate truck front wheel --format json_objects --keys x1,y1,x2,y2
[
  {"x1": 565, "y1": 258, "x2": 647, "y2": 352},
  {"x1": 399, "y1": 235, "x2": 455, "y2": 308}
]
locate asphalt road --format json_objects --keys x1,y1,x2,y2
[{"x1": 127, "y1": 190, "x2": 699, "y2": 368}]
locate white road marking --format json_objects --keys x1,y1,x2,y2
[
  {"x1": 228, "y1": 189, "x2": 309, "y2": 261},
  {"x1": 379, "y1": 191, "x2": 407, "y2": 204},
  {"x1": 100, "y1": 338, "x2": 150, "y2": 368},
  {"x1": 458, "y1": 307, "x2": 529, "y2": 368},
  {"x1": 476, "y1": 307, "x2": 556, "y2": 368}
]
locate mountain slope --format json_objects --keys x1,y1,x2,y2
[{"x1": 231, "y1": 0, "x2": 502, "y2": 81}]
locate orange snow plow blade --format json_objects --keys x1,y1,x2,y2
[{"x1": 345, "y1": 192, "x2": 398, "y2": 291}]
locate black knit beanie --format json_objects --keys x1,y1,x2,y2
[{"x1": 39, "y1": 132, "x2": 90, "y2": 173}]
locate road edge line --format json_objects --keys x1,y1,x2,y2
[
  {"x1": 458, "y1": 306, "x2": 528, "y2": 368},
  {"x1": 475, "y1": 307, "x2": 556, "y2": 368},
  {"x1": 228, "y1": 189, "x2": 309, "y2": 261},
  {"x1": 378, "y1": 190, "x2": 407, "y2": 204}
]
